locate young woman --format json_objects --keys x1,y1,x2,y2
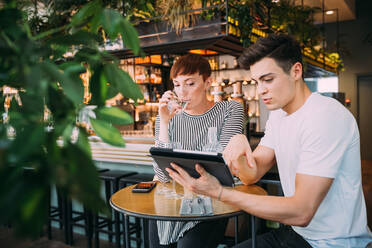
[{"x1": 150, "y1": 54, "x2": 244, "y2": 248}]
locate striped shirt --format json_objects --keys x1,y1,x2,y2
[{"x1": 153, "y1": 100, "x2": 244, "y2": 245}]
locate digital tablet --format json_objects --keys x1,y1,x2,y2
[{"x1": 149, "y1": 147, "x2": 234, "y2": 187}]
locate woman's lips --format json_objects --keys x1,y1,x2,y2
[{"x1": 262, "y1": 98, "x2": 272, "y2": 104}]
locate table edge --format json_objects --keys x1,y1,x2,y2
[{"x1": 109, "y1": 198, "x2": 246, "y2": 221}]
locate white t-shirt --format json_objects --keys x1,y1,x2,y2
[{"x1": 260, "y1": 93, "x2": 372, "y2": 247}]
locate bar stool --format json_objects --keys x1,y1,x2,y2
[
  {"x1": 48, "y1": 187, "x2": 65, "y2": 241},
  {"x1": 119, "y1": 173, "x2": 155, "y2": 248},
  {"x1": 49, "y1": 169, "x2": 109, "y2": 246},
  {"x1": 258, "y1": 172, "x2": 283, "y2": 196},
  {"x1": 95, "y1": 170, "x2": 137, "y2": 248},
  {"x1": 257, "y1": 172, "x2": 283, "y2": 233}
]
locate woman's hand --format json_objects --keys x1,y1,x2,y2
[
  {"x1": 223, "y1": 134, "x2": 257, "y2": 182},
  {"x1": 158, "y1": 90, "x2": 181, "y2": 123},
  {"x1": 166, "y1": 163, "x2": 222, "y2": 199}
]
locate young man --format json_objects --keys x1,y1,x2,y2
[{"x1": 166, "y1": 34, "x2": 372, "y2": 247}]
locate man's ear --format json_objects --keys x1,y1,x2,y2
[{"x1": 291, "y1": 62, "x2": 303, "y2": 80}]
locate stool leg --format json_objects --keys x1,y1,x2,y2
[
  {"x1": 141, "y1": 218, "x2": 149, "y2": 248},
  {"x1": 62, "y1": 196, "x2": 70, "y2": 245},
  {"x1": 67, "y1": 200, "x2": 74, "y2": 245},
  {"x1": 251, "y1": 215, "x2": 256, "y2": 248},
  {"x1": 115, "y1": 211, "x2": 121, "y2": 248},
  {"x1": 124, "y1": 214, "x2": 130, "y2": 248},
  {"x1": 48, "y1": 189, "x2": 52, "y2": 240},
  {"x1": 85, "y1": 208, "x2": 93, "y2": 248},
  {"x1": 105, "y1": 180, "x2": 113, "y2": 243},
  {"x1": 135, "y1": 217, "x2": 141, "y2": 248},
  {"x1": 234, "y1": 216, "x2": 239, "y2": 245},
  {"x1": 94, "y1": 213, "x2": 100, "y2": 248},
  {"x1": 57, "y1": 192, "x2": 64, "y2": 230},
  {"x1": 113, "y1": 180, "x2": 121, "y2": 248}
]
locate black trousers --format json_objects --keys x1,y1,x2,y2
[
  {"x1": 233, "y1": 225, "x2": 313, "y2": 248},
  {"x1": 149, "y1": 219, "x2": 228, "y2": 248}
]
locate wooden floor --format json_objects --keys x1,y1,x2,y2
[{"x1": 0, "y1": 226, "x2": 116, "y2": 248}]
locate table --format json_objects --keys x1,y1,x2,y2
[{"x1": 110, "y1": 182, "x2": 267, "y2": 248}]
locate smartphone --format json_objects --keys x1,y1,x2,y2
[{"x1": 132, "y1": 182, "x2": 156, "y2": 193}]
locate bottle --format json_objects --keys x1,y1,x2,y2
[
  {"x1": 233, "y1": 58, "x2": 238, "y2": 68},
  {"x1": 221, "y1": 60, "x2": 227, "y2": 69},
  {"x1": 202, "y1": 127, "x2": 223, "y2": 152},
  {"x1": 231, "y1": 82, "x2": 246, "y2": 113}
]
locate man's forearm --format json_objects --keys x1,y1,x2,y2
[{"x1": 219, "y1": 188, "x2": 313, "y2": 227}]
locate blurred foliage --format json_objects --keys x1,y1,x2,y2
[
  {"x1": 270, "y1": 0, "x2": 321, "y2": 54},
  {"x1": 157, "y1": 0, "x2": 197, "y2": 34},
  {"x1": 0, "y1": 0, "x2": 143, "y2": 237}
]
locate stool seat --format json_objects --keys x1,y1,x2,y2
[
  {"x1": 99, "y1": 170, "x2": 137, "y2": 181},
  {"x1": 119, "y1": 173, "x2": 154, "y2": 186},
  {"x1": 259, "y1": 172, "x2": 281, "y2": 185}
]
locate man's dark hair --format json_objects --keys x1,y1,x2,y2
[{"x1": 238, "y1": 34, "x2": 303, "y2": 74}]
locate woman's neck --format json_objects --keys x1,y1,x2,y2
[{"x1": 185, "y1": 99, "x2": 215, "y2": 115}]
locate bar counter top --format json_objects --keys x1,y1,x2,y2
[
  {"x1": 90, "y1": 135, "x2": 261, "y2": 166},
  {"x1": 90, "y1": 136, "x2": 154, "y2": 166}
]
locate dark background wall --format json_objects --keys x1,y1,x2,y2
[{"x1": 324, "y1": 0, "x2": 372, "y2": 118}]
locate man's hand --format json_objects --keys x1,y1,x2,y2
[
  {"x1": 223, "y1": 134, "x2": 257, "y2": 183},
  {"x1": 166, "y1": 163, "x2": 222, "y2": 199}
]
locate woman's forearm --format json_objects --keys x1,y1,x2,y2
[{"x1": 158, "y1": 120, "x2": 170, "y2": 143}]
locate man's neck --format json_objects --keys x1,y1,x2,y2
[{"x1": 283, "y1": 79, "x2": 312, "y2": 115}]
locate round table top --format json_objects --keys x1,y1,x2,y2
[{"x1": 110, "y1": 182, "x2": 267, "y2": 221}]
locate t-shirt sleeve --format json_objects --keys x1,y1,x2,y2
[
  {"x1": 259, "y1": 112, "x2": 275, "y2": 149},
  {"x1": 296, "y1": 109, "x2": 355, "y2": 178},
  {"x1": 219, "y1": 101, "x2": 244, "y2": 148}
]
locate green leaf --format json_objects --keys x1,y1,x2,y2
[
  {"x1": 59, "y1": 62, "x2": 86, "y2": 75},
  {"x1": 89, "y1": 66, "x2": 103, "y2": 106},
  {"x1": 76, "y1": 127, "x2": 91, "y2": 157},
  {"x1": 103, "y1": 64, "x2": 143, "y2": 101},
  {"x1": 41, "y1": 62, "x2": 84, "y2": 106},
  {"x1": 95, "y1": 106, "x2": 133, "y2": 125},
  {"x1": 62, "y1": 123, "x2": 74, "y2": 144},
  {"x1": 48, "y1": 31, "x2": 99, "y2": 47},
  {"x1": 8, "y1": 126, "x2": 44, "y2": 163},
  {"x1": 101, "y1": 9, "x2": 122, "y2": 40},
  {"x1": 119, "y1": 18, "x2": 141, "y2": 55},
  {"x1": 89, "y1": 118, "x2": 125, "y2": 147},
  {"x1": 106, "y1": 83, "x2": 119, "y2": 99},
  {"x1": 60, "y1": 144, "x2": 108, "y2": 214},
  {"x1": 89, "y1": 11, "x2": 102, "y2": 33},
  {"x1": 71, "y1": 0, "x2": 102, "y2": 26}
]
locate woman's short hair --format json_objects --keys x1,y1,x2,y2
[
  {"x1": 170, "y1": 54, "x2": 211, "y2": 81},
  {"x1": 238, "y1": 34, "x2": 303, "y2": 74}
]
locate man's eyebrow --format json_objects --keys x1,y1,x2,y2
[{"x1": 251, "y1": 73, "x2": 275, "y2": 82}]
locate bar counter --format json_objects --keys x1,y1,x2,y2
[
  {"x1": 89, "y1": 135, "x2": 155, "y2": 175},
  {"x1": 90, "y1": 135, "x2": 261, "y2": 175}
]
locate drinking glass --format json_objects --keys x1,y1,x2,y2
[
  {"x1": 167, "y1": 91, "x2": 188, "y2": 115},
  {"x1": 164, "y1": 142, "x2": 183, "y2": 199}
]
